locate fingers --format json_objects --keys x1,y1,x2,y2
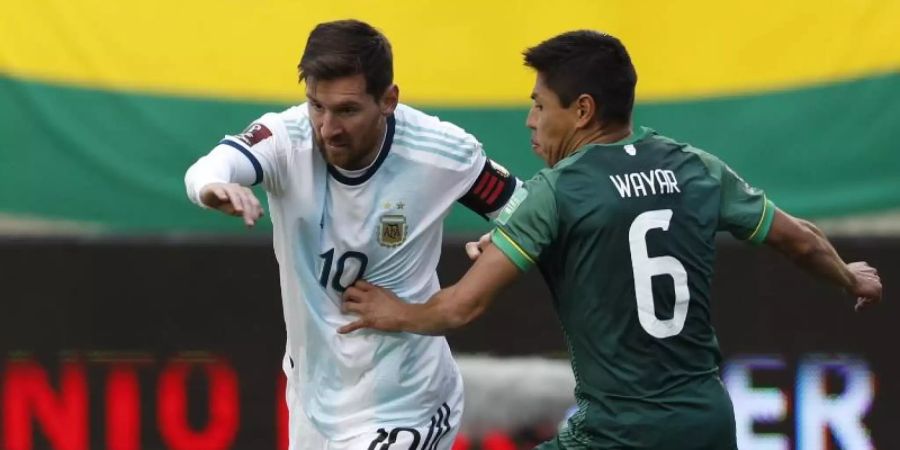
[
  {"x1": 240, "y1": 190, "x2": 263, "y2": 227},
  {"x1": 338, "y1": 320, "x2": 367, "y2": 334},
  {"x1": 226, "y1": 189, "x2": 246, "y2": 215},
  {"x1": 213, "y1": 185, "x2": 263, "y2": 227},
  {"x1": 353, "y1": 280, "x2": 375, "y2": 291},
  {"x1": 340, "y1": 299, "x2": 363, "y2": 315},
  {"x1": 342, "y1": 286, "x2": 365, "y2": 303},
  {"x1": 855, "y1": 297, "x2": 876, "y2": 312},
  {"x1": 465, "y1": 241, "x2": 481, "y2": 261},
  {"x1": 849, "y1": 261, "x2": 878, "y2": 275},
  {"x1": 212, "y1": 186, "x2": 229, "y2": 203},
  {"x1": 465, "y1": 232, "x2": 493, "y2": 261}
]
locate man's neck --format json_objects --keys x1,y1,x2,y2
[
  {"x1": 555, "y1": 123, "x2": 632, "y2": 165},
  {"x1": 581, "y1": 123, "x2": 632, "y2": 147}
]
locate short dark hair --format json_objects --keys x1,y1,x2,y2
[
  {"x1": 298, "y1": 19, "x2": 393, "y2": 99},
  {"x1": 524, "y1": 30, "x2": 637, "y2": 125}
]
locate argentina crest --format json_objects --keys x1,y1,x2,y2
[{"x1": 378, "y1": 214, "x2": 407, "y2": 247}]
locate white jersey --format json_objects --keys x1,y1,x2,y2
[{"x1": 185, "y1": 103, "x2": 517, "y2": 440}]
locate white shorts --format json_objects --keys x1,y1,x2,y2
[{"x1": 287, "y1": 383, "x2": 462, "y2": 450}]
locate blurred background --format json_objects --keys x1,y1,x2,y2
[{"x1": 1, "y1": 1, "x2": 898, "y2": 449}]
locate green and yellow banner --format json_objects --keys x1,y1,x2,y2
[{"x1": 3, "y1": 0, "x2": 899, "y2": 233}]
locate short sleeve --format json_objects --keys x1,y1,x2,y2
[
  {"x1": 218, "y1": 112, "x2": 291, "y2": 194},
  {"x1": 716, "y1": 160, "x2": 776, "y2": 244},
  {"x1": 491, "y1": 171, "x2": 559, "y2": 271}
]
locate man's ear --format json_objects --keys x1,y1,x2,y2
[
  {"x1": 574, "y1": 94, "x2": 597, "y2": 129},
  {"x1": 380, "y1": 84, "x2": 399, "y2": 115}
]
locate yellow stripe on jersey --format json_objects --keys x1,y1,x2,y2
[
  {"x1": 2, "y1": 0, "x2": 899, "y2": 103},
  {"x1": 747, "y1": 198, "x2": 777, "y2": 244},
  {"x1": 492, "y1": 227, "x2": 536, "y2": 271}
]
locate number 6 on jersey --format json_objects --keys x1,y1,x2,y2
[{"x1": 628, "y1": 209, "x2": 691, "y2": 339}]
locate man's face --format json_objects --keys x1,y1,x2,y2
[
  {"x1": 306, "y1": 74, "x2": 397, "y2": 170},
  {"x1": 525, "y1": 73, "x2": 579, "y2": 167}
]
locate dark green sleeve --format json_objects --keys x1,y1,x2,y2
[
  {"x1": 717, "y1": 161, "x2": 776, "y2": 243},
  {"x1": 491, "y1": 172, "x2": 559, "y2": 271}
]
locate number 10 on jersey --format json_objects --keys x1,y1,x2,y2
[{"x1": 318, "y1": 249, "x2": 369, "y2": 292}]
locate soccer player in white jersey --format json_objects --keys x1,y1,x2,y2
[{"x1": 184, "y1": 20, "x2": 519, "y2": 450}]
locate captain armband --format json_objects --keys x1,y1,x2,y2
[{"x1": 458, "y1": 159, "x2": 518, "y2": 219}]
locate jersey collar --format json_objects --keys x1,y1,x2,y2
[
  {"x1": 327, "y1": 114, "x2": 395, "y2": 186},
  {"x1": 600, "y1": 126, "x2": 653, "y2": 146}
]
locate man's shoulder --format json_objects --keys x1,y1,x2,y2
[
  {"x1": 273, "y1": 103, "x2": 310, "y2": 128},
  {"x1": 632, "y1": 130, "x2": 731, "y2": 185},
  {"x1": 390, "y1": 104, "x2": 483, "y2": 170},
  {"x1": 394, "y1": 104, "x2": 479, "y2": 144},
  {"x1": 639, "y1": 129, "x2": 711, "y2": 160},
  {"x1": 254, "y1": 104, "x2": 312, "y2": 149}
]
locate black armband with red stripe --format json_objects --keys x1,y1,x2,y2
[{"x1": 458, "y1": 159, "x2": 517, "y2": 219}]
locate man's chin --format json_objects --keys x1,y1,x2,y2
[{"x1": 322, "y1": 147, "x2": 352, "y2": 166}]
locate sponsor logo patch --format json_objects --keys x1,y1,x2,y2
[
  {"x1": 237, "y1": 123, "x2": 273, "y2": 146},
  {"x1": 496, "y1": 187, "x2": 528, "y2": 225}
]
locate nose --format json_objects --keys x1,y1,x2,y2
[
  {"x1": 525, "y1": 106, "x2": 537, "y2": 130},
  {"x1": 320, "y1": 112, "x2": 342, "y2": 140}
]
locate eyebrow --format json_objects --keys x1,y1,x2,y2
[
  {"x1": 306, "y1": 95, "x2": 362, "y2": 109},
  {"x1": 333, "y1": 101, "x2": 362, "y2": 109}
]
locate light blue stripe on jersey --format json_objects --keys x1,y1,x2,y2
[
  {"x1": 284, "y1": 119, "x2": 310, "y2": 130},
  {"x1": 396, "y1": 128, "x2": 473, "y2": 155},
  {"x1": 393, "y1": 136, "x2": 471, "y2": 164},
  {"x1": 400, "y1": 122, "x2": 472, "y2": 148},
  {"x1": 285, "y1": 121, "x2": 309, "y2": 131},
  {"x1": 285, "y1": 120, "x2": 311, "y2": 144},
  {"x1": 286, "y1": 128, "x2": 309, "y2": 139}
]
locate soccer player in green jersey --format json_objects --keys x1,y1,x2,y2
[{"x1": 338, "y1": 31, "x2": 883, "y2": 449}]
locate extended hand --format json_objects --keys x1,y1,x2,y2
[
  {"x1": 339, "y1": 280, "x2": 409, "y2": 333},
  {"x1": 200, "y1": 182, "x2": 264, "y2": 227},
  {"x1": 847, "y1": 261, "x2": 882, "y2": 312}
]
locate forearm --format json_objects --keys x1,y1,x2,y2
[
  {"x1": 398, "y1": 285, "x2": 487, "y2": 335},
  {"x1": 356, "y1": 244, "x2": 520, "y2": 336},
  {"x1": 780, "y1": 220, "x2": 854, "y2": 290}
]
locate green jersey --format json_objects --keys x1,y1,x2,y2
[{"x1": 493, "y1": 127, "x2": 775, "y2": 449}]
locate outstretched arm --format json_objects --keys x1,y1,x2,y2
[
  {"x1": 339, "y1": 242, "x2": 521, "y2": 335},
  {"x1": 184, "y1": 119, "x2": 285, "y2": 228},
  {"x1": 185, "y1": 156, "x2": 265, "y2": 228},
  {"x1": 764, "y1": 208, "x2": 882, "y2": 311}
]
